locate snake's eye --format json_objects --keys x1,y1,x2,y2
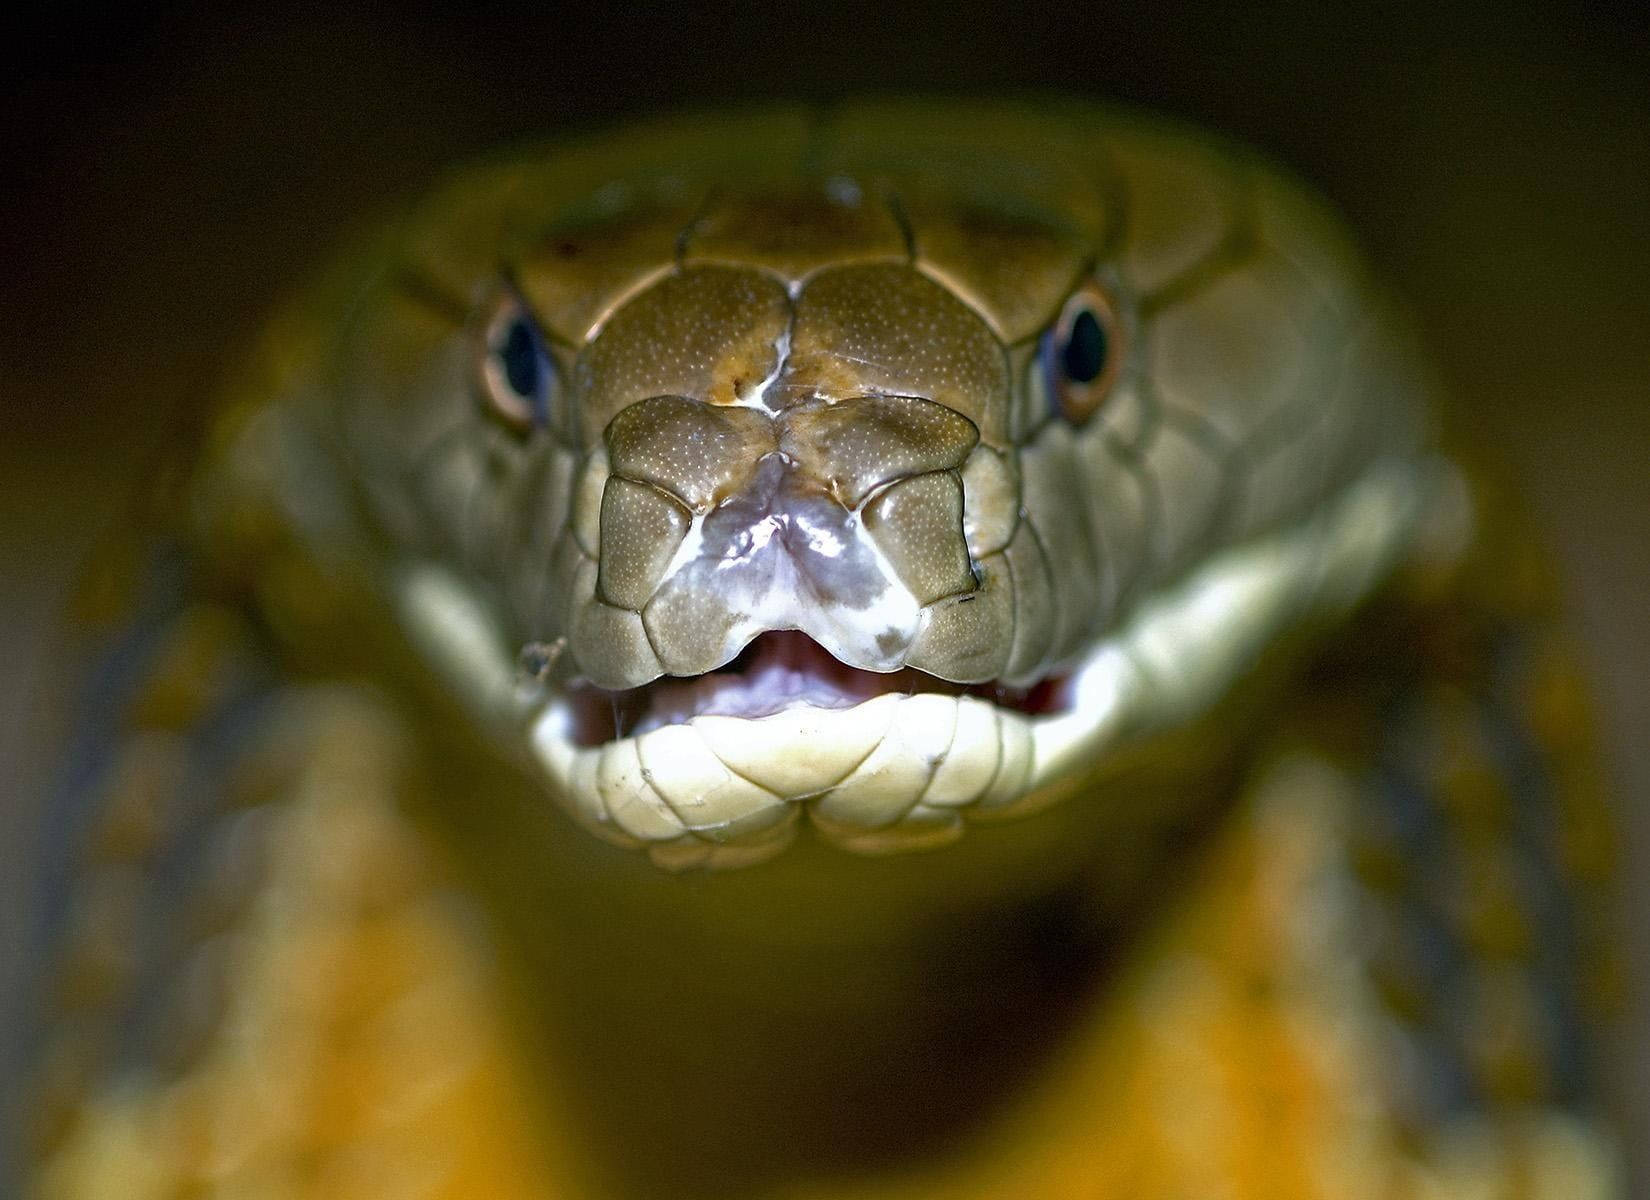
[
  {"x1": 476, "y1": 286, "x2": 557, "y2": 434},
  {"x1": 1041, "y1": 279, "x2": 1124, "y2": 426}
]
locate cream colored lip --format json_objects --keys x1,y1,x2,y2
[{"x1": 513, "y1": 456, "x2": 1448, "y2": 871}]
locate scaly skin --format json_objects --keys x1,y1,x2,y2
[{"x1": 15, "y1": 101, "x2": 1626, "y2": 1197}]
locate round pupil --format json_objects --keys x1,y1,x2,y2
[
  {"x1": 498, "y1": 316, "x2": 542, "y2": 400},
  {"x1": 1060, "y1": 308, "x2": 1108, "y2": 385}
]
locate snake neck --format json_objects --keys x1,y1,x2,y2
[{"x1": 394, "y1": 635, "x2": 1302, "y2": 1196}]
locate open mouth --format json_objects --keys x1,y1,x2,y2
[
  {"x1": 567, "y1": 631, "x2": 1070, "y2": 747},
  {"x1": 435, "y1": 457, "x2": 1431, "y2": 871}
]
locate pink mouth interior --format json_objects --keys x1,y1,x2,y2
[{"x1": 568, "y1": 631, "x2": 1069, "y2": 747}]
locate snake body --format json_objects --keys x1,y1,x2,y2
[{"x1": 15, "y1": 101, "x2": 1625, "y2": 1196}]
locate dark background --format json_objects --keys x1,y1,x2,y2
[{"x1": 4, "y1": 0, "x2": 1648, "y2": 1172}]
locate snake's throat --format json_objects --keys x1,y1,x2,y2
[{"x1": 566, "y1": 631, "x2": 1068, "y2": 747}]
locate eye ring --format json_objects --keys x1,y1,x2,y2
[
  {"x1": 474, "y1": 283, "x2": 557, "y2": 435},
  {"x1": 1040, "y1": 278, "x2": 1125, "y2": 426}
]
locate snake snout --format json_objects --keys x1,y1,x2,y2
[{"x1": 586, "y1": 392, "x2": 990, "y2": 684}]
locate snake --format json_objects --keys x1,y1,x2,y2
[{"x1": 13, "y1": 100, "x2": 1627, "y2": 1197}]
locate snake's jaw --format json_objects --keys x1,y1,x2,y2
[{"x1": 495, "y1": 457, "x2": 1443, "y2": 871}]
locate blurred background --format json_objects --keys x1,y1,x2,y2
[{"x1": 3, "y1": 0, "x2": 1647, "y2": 1175}]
